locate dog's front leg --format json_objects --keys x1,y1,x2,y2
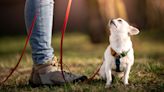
[
  {"x1": 123, "y1": 65, "x2": 131, "y2": 85},
  {"x1": 105, "y1": 65, "x2": 112, "y2": 88}
]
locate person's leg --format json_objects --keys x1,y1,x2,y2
[
  {"x1": 25, "y1": 0, "x2": 54, "y2": 65},
  {"x1": 24, "y1": 0, "x2": 87, "y2": 86}
]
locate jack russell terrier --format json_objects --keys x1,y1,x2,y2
[{"x1": 99, "y1": 18, "x2": 139, "y2": 88}]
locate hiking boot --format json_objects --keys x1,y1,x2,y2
[{"x1": 29, "y1": 57, "x2": 87, "y2": 87}]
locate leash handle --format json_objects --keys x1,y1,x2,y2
[
  {"x1": 0, "y1": 14, "x2": 37, "y2": 85},
  {"x1": 60, "y1": 0, "x2": 72, "y2": 81}
]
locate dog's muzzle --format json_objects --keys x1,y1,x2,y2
[{"x1": 110, "y1": 20, "x2": 117, "y2": 28}]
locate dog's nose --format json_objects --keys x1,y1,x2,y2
[
  {"x1": 110, "y1": 20, "x2": 114, "y2": 24},
  {"x1": 110, "y1": 19, "x2": 117, "y2": 28}
]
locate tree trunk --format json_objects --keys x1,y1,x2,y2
[{"x1": 86, "y1": 0, "x2": 106, "y2": 44}]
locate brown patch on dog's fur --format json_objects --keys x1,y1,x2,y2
[{"x1": 110, "y1": 48, "x2": 119, "y2": 57}]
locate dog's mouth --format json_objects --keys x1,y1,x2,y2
[{"x1": 110, "y1": 20, "x2": 117, "y2": 28}]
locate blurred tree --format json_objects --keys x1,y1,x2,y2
[
  {"x1": 98, "y1": 0, "x2": 164, "y2": 31},
  {"x1": 133, "y1": 0, "x2": 147, "y2": 29},
  {"x1": 0, "y1": 0, "x2": 25, "y2": 35},
  {"x1": 126, "y1": 0, "x2": 164, "y2": 30},
  {"x1": 1, "y1": 0, "x2": 164, "y2": 37},
  {"x1": 145, "y1": 0, "x2": 164, "y2": 30},
  {"x1": 86, "y1": 0, "x2": 106, "y2": 43},
  {"x1": 98, "y1": 0, "x2": 128, "y2": 22}
]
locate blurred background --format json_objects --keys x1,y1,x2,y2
[
  {"x1": 0, "y1": 1, "x2": 164, "y2": 90},
  {"x1": 0, "y1": 0, "x2": 164, "y2": 43}
]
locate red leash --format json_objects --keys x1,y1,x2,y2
[
  {"x1": 60, "y1": 0, "x2": 101, "y2": 81},
  {"x1": 87, "y1": 63, "x2": 102, "y2": 81},
  {"x1": 0, "y1": 14, "x2": 37, "y2": 85},
  {"x1": 60, "y1": 0, "x2": 72, "y2": 81}
]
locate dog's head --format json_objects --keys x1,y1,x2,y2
[{"x1": 109, "y1": 18, "x2": 139, "y2": 36}]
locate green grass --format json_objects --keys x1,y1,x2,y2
[{"x1": 0, "y1": 31, "x2": 164, "y2": 92}]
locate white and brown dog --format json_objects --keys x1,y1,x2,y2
[{"x1": 99, "y1": 18, "x2": 139, "y2": 88}]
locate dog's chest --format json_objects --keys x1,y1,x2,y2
[
  {"x1": 110, "y1": 36, "x2": 132, "y2": 52},
  {"x1": 111, "y1": 57, "x2": 128, "y2": 71}
]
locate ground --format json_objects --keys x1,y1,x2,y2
[{"x1": 0, "y1": 30, "x2": 163, "y2": 92}]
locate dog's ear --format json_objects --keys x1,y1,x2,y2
[{"x1": 129, "y1": 26, "x2": 139, "y2": 35}]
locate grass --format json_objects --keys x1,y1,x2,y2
[{"x1": 0, "y1": 30, "x2": 164, "y2": 92}]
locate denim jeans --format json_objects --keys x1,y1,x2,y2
[{"x1": 25, "y1": 0, "x2": 54, "y2": 64}]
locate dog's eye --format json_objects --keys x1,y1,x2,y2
[{"x1": 118, "y1": 19, "x2": 122, "y2": 22}]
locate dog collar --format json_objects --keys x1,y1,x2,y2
[
  {"x1": 110, "y1": 48, "x2": 129, "y2": 58},
  {"x1": 110, "y1": 48, "x2": 130, "y2": 72}
]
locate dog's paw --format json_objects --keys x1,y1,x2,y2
[
  {"x1": 124, "y1": 82, "x2": 129, "y2": 86},
  {"x1": 105, "y1": 84, "x2": 112, "y2": 88}
]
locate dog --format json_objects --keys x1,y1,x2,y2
[{"x1": 99, "y1": 18, "x2": 139, "y2": 88}]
